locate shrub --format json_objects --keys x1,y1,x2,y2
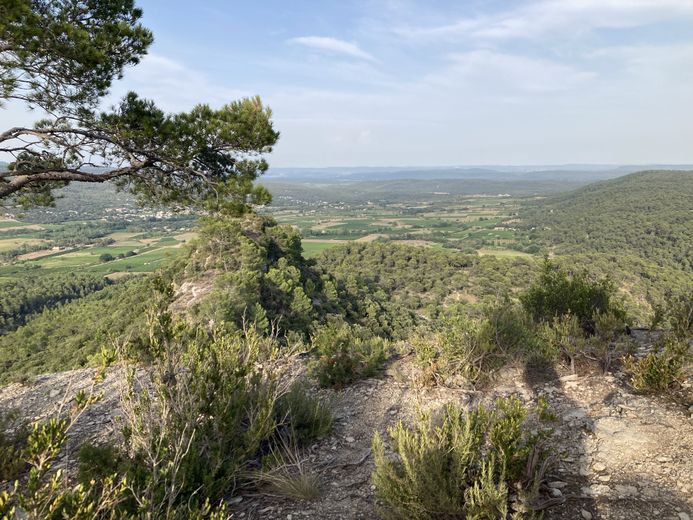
[
  {"x1": 2, "y1": 313, "x2": 285, "y2": 519},
  {"x1": 274, "y1": 380, "x2": 333, "y2": 446},
  {"x1": 74, "y1": 312, "x2": 287, "y2": 517},
  {"x1": 413, "y1": 316, "x2": 494, "y2": 386},
  {"x1": 536, "y1": 314, "x2": 587, "y2": 372},
  {"x1": 667, "y1": 292, "x2": 693, "y2": 340},
  {"x1": 521, "y1": 258, "x2": 624, "y2": 332},
  {"x1": 0, "y1": 410, "x2": 28, "y2": 481},
  {"x1": 372, "y1": 398, "x2": 551, "y2": 520},
  {"x1": 309, "y1": 318, "x2": 387, "y2": 388},
  {"x1": 98, "y1": 253, "x2": 115, "y2": 263},
  {"x1": 624, "y1": 333, "x2": 690, "y2": 393},
  {"x1": 0, "y1": 408, "x2": 130, "y2": 520},
  {"x1": 412, "y1": 302, "x2": 536, "y2": 387},
  {"x1": 119, "y1": 315, "x2": 285, "y2": 511},
  {"x1": 590, "y1": 310, "x2": 632, "y2": 372}
]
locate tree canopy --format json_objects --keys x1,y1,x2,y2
[{"x1": 0, "y1": 0, "x2": 278, "y2": 212}]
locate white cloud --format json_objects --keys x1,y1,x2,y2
[
  {"x1": 395, "y1": 0, "x2": 693, "y2": 42},
  {"x1": 288, "y1": 36, "x2": 376, "y2": 62},
  {"x1": 427, "y1": 50, "x2": 595, "y2": 93},
  {"x1": 108, "y1": 54, "x2": 250, "y2": 112}
]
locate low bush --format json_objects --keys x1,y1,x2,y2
[
  {"x1": 0, "y1": 410, "x2": 28, "y2": 482},
  {"x1": 589, "y1": 310, "x2": 633, "y2": 372},
  {"x1": 0, "y1": 410, "x2": 132, "y2": 520},
  {"x1": 2, "y1": 308, "x2": 337, "y2": 517},
  {"x1": 412, "y1": 302, "x2": 536, "y2": 387},
  {"x1": 536, "y1": 314, "x2": 587, "y2": 372},
  {"x1": 624, "y1": 333, "x2": 690, "y2": 393},
  {"x1": 73, "y1": 312, "x2": 289, "y2": 518},
  {"x1": 412, "y1": 316, "x2": 494, "y2": 386},
  {"x1": 274, "y1": 380, "x2": 333, "y2": 446},
  {"x1": 667, "y1": 292, "x2": 693, "y2": 340},
  {"x1": 372, "y1": 397, "x2": 552, "y2": 520},
  {"x1": 309, "y1": 318, "x2": 387, "y2": 388},
  {"x1": 521, "y1": 258, "x2": 624, "y2": 332}
]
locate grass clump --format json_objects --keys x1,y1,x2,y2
[
  {"x1": 372, "y1": 397, "x2": 552, "y2": 520},
  {"x1": 275, "y1": 380, "x2": 333, "y2": 446},
  {"x1": 309, "y1": 318, "x2": 387, "y2": 388},
  {"x1": 256, "y1": 437, "x2": 323, "y2": 501}
]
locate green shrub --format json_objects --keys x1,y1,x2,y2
[
  {"x1": 0, "y1": 410, "x2": 28, "y2": 481},
  {"x1": 74, "y1": 312, "x2": 287, "y2": 517},
  {"x1": 589, "y1": 310, "x2": 633, "y2": 372},
  {"x1": 1, "y1": 415, "x2": 230, "y2": 519},
  {"x1": 667, "y1": 292, "x2": 693, "y2": 340},
  {"x1": 413, "y1": 316, "x2": 494, "y2": 386},
  {"x1": 536, "y1": 314, "x2": 587, "y2": 371},
  {"x1": 121, "y1": 315, "x2": 285, "y2": 510},
  {"x1": 274, "y1": 380, "x2": 333, "y2": 446},
  {"x1": 412, "y1": 302, "x2": 536, "y2": 387},
  {"x1": 309, "y1": 318, "x2": 387, "y2": 387},
  {"x1": 372, "y1": 397, "x2": 550, "y2": 520},
  {"x1": 0, "y1": 411, "x2": 131, "y2": 520},
  {"x1": 624, "y1": 333, "x2": 690, "y2": 393},
  {"x1": 521, "y1": 258, "x2": 624, "y2": 332}
]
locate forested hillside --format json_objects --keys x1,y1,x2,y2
[
  {"x1": 521, "y1": 170, "x2": 693, "y2": 271},
  {"x1": 0, "y1": 278, "x2": 150, "y2": 382},
  {"x1": 0, "y1": 273, "x2": 110, "y2": 334}
]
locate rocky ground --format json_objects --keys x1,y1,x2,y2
[{"x1": 1, "y1": 354, "x2": 691, "y2": 520}]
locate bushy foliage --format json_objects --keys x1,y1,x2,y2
[
  {"x1": 372, "y1": 398, "x2": 551, "y2": 519},
  {"x1": 316, "y1": 242, "x2": 536, "y2": 322},
  {"x1": 0, "y1": 410, "x2": 28, "y2": 481},
  {"x1": 666, "y1": 292, "x2": 693, "y2": 340},
  {"x1": 274, "y1": 381, "x2": 333, "y2": 446},
  {"x1": 69, "y1": 313, "x2": 325, "y2": 517},
  {"x1": 535, "y1": 314, "x2": 587, "y2": 372},
  {"x1": 184, "y1": 215, "x2": 419, "y2": 340},
  {"x1": 412, "y1": 302, "x2": 536, "y2": 386},
  {"x1": 1, "y1": 412, "x2": 229, "y2": 519},
  {"x1": 309, "y1": 318, "x2": 387, "y2": 388},
  {"x1": 520, "y1": 170, "x2": 693, "y2": 272},
  {"x1": 119, "y1": 314, "x2": 284, "y2": 508},
  {"x1": 413, "y1": 315, "x2": 494, "y2": 386},
  {"x1": 624, "y1": 333, "x2": 690, "y2": 393},
  {"x1": 0, "y1": 273, "x2": 109, "y2": 334},
  {"x1": 521, "y1": 258, "x2": 623, "y2": 332}
]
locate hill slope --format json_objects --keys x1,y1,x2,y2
[{"x1": 521, "y1": 170, "x2": 693, "y2": 271}]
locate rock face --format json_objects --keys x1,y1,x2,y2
[{"x1": 1, "y1": 359, "x2": 692, "y2": 519}]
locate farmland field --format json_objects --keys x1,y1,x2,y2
[
  {"x1": 264, "y1": 192, "x2": 532, "y2": 257},
  {"x1": 0, "y1": 220, "x2": 193, "y2": 279},
  {"x1": 0, "y1": 179, "x2": 543, "y2": 280}
]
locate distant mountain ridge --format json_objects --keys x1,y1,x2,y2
[{"x1": 265, "y1": 164, "x2": 693, "y2": 182}]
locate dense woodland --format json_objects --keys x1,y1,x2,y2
[
  {"x1": 521, "y1": 170, "x2": 693, "y2": 271},
  {"x1": 0, "y1": 273, "x2": 110, "y2": 334}
]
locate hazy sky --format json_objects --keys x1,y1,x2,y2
[{"x1": 5, "y1": 0, "x2": 693, "y2": 167}]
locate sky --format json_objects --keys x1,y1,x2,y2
[{"x1": 5, "y1": 0, "x2": 693, "y2": 167}]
